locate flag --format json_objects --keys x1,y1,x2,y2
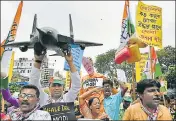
[
  {"x1": 120, "y1": 0, "x2": 135, "y2": 44},
  {"x1": 150, "y1": 47, "x2": 163, "y2": 78},
  {"x1": 116, "y1": 0, "x2": 135, "y2": 53},
  {"x1": 0, "y1": 1, "x2": 23, "y2": 80}
]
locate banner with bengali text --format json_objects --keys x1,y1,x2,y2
[{"x1": 136, "y1": 1, "x2": 162, "y2": 48}]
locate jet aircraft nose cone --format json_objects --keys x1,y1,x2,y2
[{"x1": 47, "y1": 30, "x2": 52, "y2": 34}]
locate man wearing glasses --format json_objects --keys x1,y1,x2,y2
[
  {"x1": 30, "y1": 48, "x2": 81, "y2": 106},
  {"x1": 123, "y1": 79, "x2": 172, "y2": 120},
  {"x1": 9, "y1": 85, "x2": 51, "y2": 120}
]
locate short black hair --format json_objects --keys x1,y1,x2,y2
[
  {"x1": 103, "y1": 79, "x2": 113, "y2": 87},
  {"x1": 88, "y1": 97, "x2": 100, "y2": 107},
  {"x1": 20, "y1": 84, "x2": 40, "y2": 98},
  {"x1": 136, "y1": 79, "x2": 161, "y2": 94}
]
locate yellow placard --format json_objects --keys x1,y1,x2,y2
[
  {"x1": 135, "y1": 53, "x2": 149, "y2": 82},
  {"x1": 65, "y1": 71, "x2": 71, "y2": 89},
  {"x1": 136, "y1": 1, "x2": 162, "y2": 48}
]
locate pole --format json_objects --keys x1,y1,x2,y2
[
  {"x1": 1, "y1": 98, "x2": 5, "y2": 113},
  {"x1": 149, "y1": 46, "x2": 153, "y2": 79},
  {"x1": 132, "y1": 64, "x2": 136, "y2": 101}
]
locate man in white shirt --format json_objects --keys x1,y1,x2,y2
[{"x1": 30, "y1": 49, "x2": 81, "y2": 107}]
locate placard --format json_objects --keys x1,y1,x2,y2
[
  {"x1": 64, "y1": 44, "x2": 84, "y2": 72},
  {"x1": 136, "y1": 1, "x2": 162, "y2": 48},
  {"x1": 41, "y1": 102, "x2": 76, "y2": 121},
  {"x1": 82, "y1": 78, "x2": 103, "y2": 89}
]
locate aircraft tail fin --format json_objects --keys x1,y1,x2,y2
[
  {"x1": 30, "y1": 14, "x2": 37, "y2": 38},
  {"x1": 69, "y1": 14, "x2": 74, "y2": 39}
]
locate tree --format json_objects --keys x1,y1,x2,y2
[
  {"x1": 94, "y1": 49, "x2": 134, "y2": 82},
  {"x1": 157, "y1": 45, "x2": 176, "y2": 72},
  {"x1": 165, "y1": 65, "x2": 176, "y2": 88},
  {"x1": 94, "y1": 45, "x2": 176, "y2": 84},
  {"x1": 156, "y1": 46, "x2": 176, "y2": 87}
]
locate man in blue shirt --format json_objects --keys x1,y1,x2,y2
[{"x1": 103, "y1": 79, "x2": 128, "y2": 120}]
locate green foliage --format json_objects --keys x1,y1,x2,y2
[
  {"x1": 165, "y1": 65, "x2": 176, "y2": 88},
  {"x1": 156, "y1": 46, "x2": 176, "y2": 87},
  {"x1": 94, "y1": 45, "x2": 175, "y2": 84},
  {"x1": 157, "y1": 46, "x2": 176, "y2": 71},
  {"x1": 9, "y1": 83, "x2": 21, "y2": 93},
  {"x1": 94, "y1": 49, "x2": 134, "y2": 82}
]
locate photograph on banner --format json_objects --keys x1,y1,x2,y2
[
  {"x1": 136, "y1": 1, "x2": 162, "y2": 48},
  {"x1": 82, "y1": 56, "x2": 94, "y2": 75},
  {"x1": 135, "y1": 53, "x2": 149, "y2": 82},
  {"x1": 41, "y1": 102, "x2": 76, "y2": 121},
  {"x1": 64, "y1": 44, "x2": 84, "y2": 72}
]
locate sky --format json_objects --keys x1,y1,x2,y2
[{"x1": 1, "y1": 1, "x2": 175, "y2": 76}]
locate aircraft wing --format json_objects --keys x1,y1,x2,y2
[
  {"x1": 1, "y1": 41, "x2": 33, "y2": 48},
  {"x1": 74, "y1": 40, "x2": 103, "y2": 47},
  {"x1": 49, "y1": 49, "x2": 64, "y2": 57}
]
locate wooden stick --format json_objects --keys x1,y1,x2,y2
[
  {"x1": 1, "y1": 98, "x2": 5, "y2": 113},
  {"x1": 149, "y1": 46, "x2": 153, "y2": 79},
  {"x1": 132, "y1": 64, "x2": 136, "y2": 101}
]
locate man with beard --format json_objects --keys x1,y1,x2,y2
[
  {"x1": 30, "y1": 48, "x2": 81, "y2": 106},
  {"x1": 103, "y1": 79, "x2": 128, "y2": 120},
  {"x1": 9, "y1": 85, "x2": 51, "y2": 120},
  {"x1": 123, "y1": 79, "x2": 172, "y2": 120}
]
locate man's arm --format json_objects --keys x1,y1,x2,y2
[
  {"x1": 1, "y1": 72, "x2": 19, "y2": 107},
  {"x1": 63, "y1": 51, "x2": 81, "y2": 102},
  {"x1": 2, "y1": 89, "x2": 19, "y2": 107},
  {"x1": 115, "y1": 80, "x2": 128, "y2": 97},
  {"x1": 79, "y1": 87, "x2": 102, "y2": 105},
  {"x1": 29, "y1": 54, "x2": 48, "y2": 107}
]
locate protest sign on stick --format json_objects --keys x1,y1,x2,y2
[{"x1": 136, "y1": 1, "x2": 162, "y2": 48}]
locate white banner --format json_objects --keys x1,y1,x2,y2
[
  {"x1": 116, "y1": 69, "x2": 127, "y2": 83},
  {"x1": 83, "y1": 78, "x2": 103, "y2": 89}
]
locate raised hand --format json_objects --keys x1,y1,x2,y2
[
  {"x1": 0, "y1": 72, "x2": 8, "y2": 89},
  {"x1": 64, "y1": 50, "x2": 73, "y2": 63}
]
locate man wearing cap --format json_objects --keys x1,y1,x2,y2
[
  {"x1": 29, "y1": 49, "x2": 81, "y2": 107},
  {"x1": 119, "y1": 96, "x2": 132, "y2": 120}
]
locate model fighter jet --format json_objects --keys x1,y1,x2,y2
[{"x1": 2, "y1": 14, "x2": 103, "y2": 56}]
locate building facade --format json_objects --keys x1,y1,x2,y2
[{"x1": 13, "y1": 57, "x2": 56, "y2": 84}]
